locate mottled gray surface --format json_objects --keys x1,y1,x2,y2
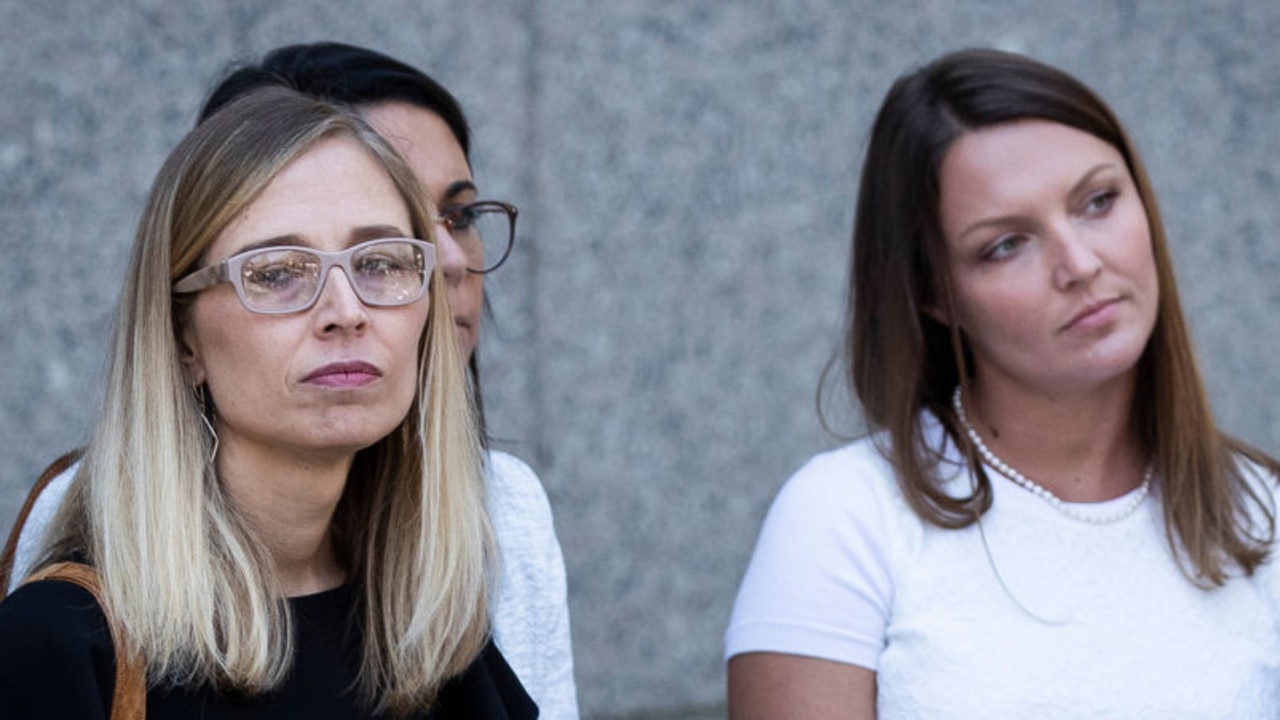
[{"x1": 2, "y1": 1, "x2": 1277, "y2": 717}]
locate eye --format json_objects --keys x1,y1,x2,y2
[
  {"x1": 982, "y1": 234, "x2": 1026, "y2": 262},
  {"x1": 242, "y1": 255, "x2": 316, "y2": 289},
  {"x1": 1083, "y1": 188, "x2": 1118, "y2": 215},
  {"x1": 443, "y1": 205, "x2": 480, "y2": 231},
  {"x1": 355, "y1": 250, "x2": 416, "y2": 277}
]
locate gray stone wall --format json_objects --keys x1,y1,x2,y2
[{"x1": 2, "y1": 1, "x2": 1277, "y2": 717}]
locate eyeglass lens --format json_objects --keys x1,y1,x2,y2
[
  {"x1": 443, "y1": 203, "x2": 515, "y2": 273},
  {"x1": 239, "y1": 240, "x2": 428, "y2": 313}
]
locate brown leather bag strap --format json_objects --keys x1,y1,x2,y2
[
  {"x1": 0, "y1": 449, "x2": 84, "y2": 590},
  {"x1": 25, "y1": 561, "x2": 147, "y2": 720}
]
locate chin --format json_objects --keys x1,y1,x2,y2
[
  {"x1": 311, "y1": 410, "x2": 410, "y2": 452},
  {"x1": 311, "y1": 432, "x2": 401, "y2": 463},
  {"x1": 1092, "y1": 336, "x2": 1149, "y2": 374}
]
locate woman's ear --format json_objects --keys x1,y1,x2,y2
[
  {"x1": 921, "y1": 302, "x2": 949, "y2": 325},
  {"x1": 919, "y1": 267, "x2": 953, "y2": 326},
  {"x1": 178, "y1": 322, "x2": 206, "y2": 387}
]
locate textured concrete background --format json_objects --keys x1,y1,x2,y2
[{"x1": 2, "y1": 1, "x2": 1278, "y2": 718}]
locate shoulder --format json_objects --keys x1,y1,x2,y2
[
  {"x1": 0, "y1": 575, "x2": 109, "y2": 652},
  {"x1": 763, "y1": 414, "x2": 965, "y2": 546},
  {"x1": 725, "y1": 435, "x2": 922, "y2": 669},
  {"x1": 7, "y1": 459, "x2": 78, "y2": 593},
  {"x1": 484, "y1": 450, "x2": 558, "y2": 541},
  {"x1": 769, "y1": 435, "x2": 911, "y2": 530},
  {"x1": 1231, "y1": 452, "x2": 1280, "y2": 534},
  {"x1": 0, "y1": 578, "x2": 115, "y2": 715},
  {"x1": 762, "y1": 435, "x2": 922, "y2": 559},
  {"x1": 482, "y1": 450, "x2": 578, "y2": 719},
  {"x1": 486, "y1": 451, "x2": 552, "y2": 508},
  {"x1": 1236, "y1": 453, "x2": 1280, "y2": 495},
  {"x1": 433, "y1": 639, "x2": 539, "y2": 720}
]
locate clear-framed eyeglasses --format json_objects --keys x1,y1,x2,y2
[
  {"x1": 172, "y1": 237, "x2": 436, "y2": 315},
  {"x1": 438, "y1": 200, "x2": 519, "y2": 274}
]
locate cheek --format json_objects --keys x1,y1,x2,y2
[
  {"x1": 189, "y1": 303, "x2": 289, "y2": 402},
  {"x1": 1111, "y1": 194, "x2": 1154, "y2": 259},
  {"x1": 447, "y1": 276, "x2": 485, "y2": 313},
  {"x1": 385, "y1": 320, "x2": 428, "y2": 420},
  {"x1": 952, "y1": 280, "x2": 1043, "y2": 350},
  {"x1": 392, "y1": 308, "x2": 430, "y2": 377},
  {"x1": 1125, "y1": 221, "x2": 1159, "y2": 287},
  {"x1": 189, "y1": 308, "x2": 245, "y2": 379},
  {"x1": 201, "y1": 336, "x2": 276, "y2": 410}
]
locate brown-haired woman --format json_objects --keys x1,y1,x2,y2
[{"x1": 725, "y1": 48, "x2": 1280, "y2": 719}]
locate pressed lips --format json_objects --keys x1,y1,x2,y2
[
  {"x1": 302, "y1": 361, "x2": 382, "y2": 388},
  {"x1": 1061, "y1": 298, "x2": 1119, "y2": 332}
]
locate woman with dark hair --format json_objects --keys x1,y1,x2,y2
[
  {"x1": 2, "y1": 42, "x2": 576, "y2": 720},
  {"x1": 0, "y1": 85, "x2": 534, "y2": 718},
  {"x1": 725, "y1": 48, "x2": 1280, "y2": 718}
]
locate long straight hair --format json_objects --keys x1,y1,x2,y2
[
  {"x1": 842, "y1": 48, "x2": 1276, "y2": 585},
  {"x1": 42, "y1": 86, "x2": 492, "y2": 714},
  {"x1": 198, "y1": 41, "x2": 494, "y2": 446}
]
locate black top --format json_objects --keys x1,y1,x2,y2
[{"x1": 0, "y1": 579, "x2": 537, "y2": 719}]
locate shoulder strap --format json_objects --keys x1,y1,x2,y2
[
  {"x1": 0, "y1": 448, "x2": 83, "y2": 590},
  {"x1": 25, "y1": 561, "x2": 146, "y2": 720}
]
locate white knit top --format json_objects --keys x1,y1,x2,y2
[{"x1": 726, "y1": 419, "x2": 1280, "y2": 718}]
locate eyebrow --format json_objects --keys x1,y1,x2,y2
[
  {"x1": 351, "y1": 224, "x2": 412, "y2": 242},
  {"x1": 440, "y1": 180, "x2": 478, "y2": 203},
  {"x1": 955, "y1": 162, "x2": 1120, "y2": 242},
  {"x1": 232, "y1": 225, "x2": 412, "y2": 255}
]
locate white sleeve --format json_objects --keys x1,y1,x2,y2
[
  {"x1": 7, "y1": 463, "x2": 78, "y2": 594},
  {"x1": 485, "y1": 450, "x2": 579, "y2": 720},
  {"x1": 724, "y1": 446, "x2": 898, "y2": 671},
  {"x1": 1238, "y1": 457, "x2": 1280, "y2": 614}
]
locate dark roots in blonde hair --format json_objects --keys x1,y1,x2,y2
[{"x1": 45, "y1": 86, "x2": 489, "y2": 713}]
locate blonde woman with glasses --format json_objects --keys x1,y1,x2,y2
[
  {"x1": 2, "y1": 42, "x2": 576, "y2": 720},
  {"x1": 0, "y1": 86, "x2": 535, "y2": 718}
]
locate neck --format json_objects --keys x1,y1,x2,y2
[
  {"x1": 961, "y1": 374, "x2": 1147, "y2": 502},
  {"x1": 216, "y1": 438, "x2": 352, "y2": 596}
]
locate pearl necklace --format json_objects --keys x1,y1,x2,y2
[{"x1": 951, "y1": 386, "x2": 1153, "y2": 524}]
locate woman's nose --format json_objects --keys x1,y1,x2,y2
[
  {"x1": 435, "y1": 223, "x2": 470, "y2": 284},
  {"x1": 1051, "y1": 226, "x2": 1103, "y2": 290},
  {"x1": 313, "y1": 266, "x2": 369, "y2": 332}
]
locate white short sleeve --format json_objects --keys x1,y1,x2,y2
[{"x1": 724, "y1": 443, "x2": 907, "y2": 670}]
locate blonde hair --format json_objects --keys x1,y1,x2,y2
[{"x1": 42, "y1": 86, "x2": 491, "y2": 713}]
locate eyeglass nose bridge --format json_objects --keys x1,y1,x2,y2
[{"x1": 307, "y1": 253, "x2": 367, "y2": 309}]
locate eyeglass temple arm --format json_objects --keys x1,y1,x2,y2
[{"x1": 172, "y1": 263, "x2": 228, "y2": 294}]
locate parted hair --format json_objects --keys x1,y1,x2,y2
[
  {"x1": 197, "y1": 41, "x2": 492, "y2": 446},
  {"x1": 842, "y1": 48, "x2": 1277, "y2": 585},
  {"x1": 41, "y1": 86, "x2": 492, "y2": 714}
]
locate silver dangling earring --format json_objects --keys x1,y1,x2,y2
[{"x1": 194, "y1": 384, "x2": 219, "y2": 463}]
